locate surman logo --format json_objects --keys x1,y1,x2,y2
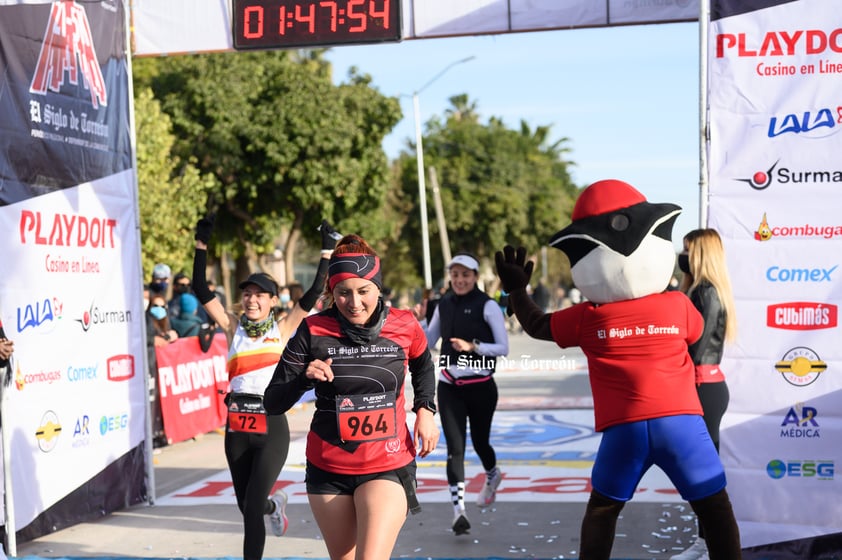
[{"x1": 30, "y1": 1, "x2": 107, "y2": 109}]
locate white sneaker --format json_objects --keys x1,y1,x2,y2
[
  {"x1": 670, "y1": 538, "x2": 708, "y2": 560},
  {"x1": 268, "y1": 490, "x2": 288, "y2": 537},
  {"x1": 452, "y1": 509, "x2": 471, "y2": 535},
  {"x1": 476, "y1": 470, "x2": 503, "y2": 507}
]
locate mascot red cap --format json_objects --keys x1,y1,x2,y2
[{"x1": 549, "y1": 179, "x2": 681, "y2": 304}]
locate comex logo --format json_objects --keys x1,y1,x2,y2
[
  {"x1": 767, "y1": 459, "x2": 834, "y2": 480},
  {"x1": 774, "y1": 347, "x2": 826, "y2": 387}
]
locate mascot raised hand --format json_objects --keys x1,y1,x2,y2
[{"x1": 495, "y1": 179, "x2": 741, "y2": 560}]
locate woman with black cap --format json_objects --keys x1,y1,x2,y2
[
  {"x1": 422, "y1": 252, "x2": 509, "y2": 535},
  {"x1": 263, "y1": 234, "x2": 439, "y2": 560},
  {"x1": 191, "y1": 216, "x2": 338, "y2": 560}
]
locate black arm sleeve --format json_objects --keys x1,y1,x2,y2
[
  {"x1": 192, "y1": 248, "x2": 216, "y2": 304},
  {"x1": 409, "y1": 349, "x2": 436, "y2": 410},
  {"x1": 508, "y1": 287, "x2": 554, "y2": 341},
  {"x1": 298, "y1": 256, "x2": 328, "y2": 311},
  {"x1": 264, "y1": 322, "x2": 316, "y2": 414}
]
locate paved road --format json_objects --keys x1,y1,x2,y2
[{"x1": 13, "y1": 332, "x2": 702, "y2": 560}]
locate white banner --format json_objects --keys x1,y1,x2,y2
[
  {"x1": 707, "y1": 0, "x2": 842, "y2": 548},
  {"x1": 0, "y1": 172, "x2": 145, "y2": 529}
]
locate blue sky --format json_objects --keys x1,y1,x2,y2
[{"x1": 325, "y1": 21, "x2": 702, "y2": 249}]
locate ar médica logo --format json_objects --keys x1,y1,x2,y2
[{"x1": 29, "y1": 1, "x2": 107, "y2": 109}]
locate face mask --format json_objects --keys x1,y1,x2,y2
[
  {"x1": 150, "y1": 306, "x2": 167, "y2": 320},
  {"x1": 150, "y1": 281, "x2": 168, "y2": 293},
  {"x1": 678, "y1": 253, "x2": 690, "y2": 274},
  {"x1": 173, "y1": 283, "x2": 190, "y2": 295},
  {"x1": 280, "y1": 293, "x2": 291, "y2": 304}
]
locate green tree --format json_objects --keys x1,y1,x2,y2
[
  {"x1": 388, "y1": 95, "x2": 579, "y2": 292},
  {"x1": 133, "y1": 52, "x2": 401, "y2": 286},
  {"x1": 133, "y1": 87, "x2": 215, "y2": 281}
]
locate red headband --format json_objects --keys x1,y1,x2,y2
[{"x1": 328, "y1": 253, "x2": 383, "y2": 291}]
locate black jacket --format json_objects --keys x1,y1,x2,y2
[{"x1": 687, "y1": 282, "x2": 726, "y2": 366}]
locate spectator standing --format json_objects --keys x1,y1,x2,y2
[
  {"x1": 263, "y1": 233, "x2": 439, "y2": 560},
  {"x1": 149, "y1": 263, "x2": 171, "y2": 299},
  {"x1": 168, "y1": 272, "x2": 192, "y2": 320},
  {"x1": 191, "y1": 215, "x2": 336, "y2": 560},
  {"x1": 670, "y1": 228, "x2": 738, "y2": 560},
  {"x1": 170, "y1": 293, "x2": 204, "y2": 338},
  {"x1": 420, "y1": 253, "x2": 509, "y2": 536}
]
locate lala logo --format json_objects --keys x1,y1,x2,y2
[{"x1": 29, "y1": 1, "x2": 107, "y2": 109}]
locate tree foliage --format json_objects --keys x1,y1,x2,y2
[
  {"x1": 388, "y1": 95, "x2": 580, "y2": 291},
  {"x1": 133, "y1": 87, "x2": 215, "y2": 280},
  {"x1": 132, "y1": 51, "x2": 401, "y2": 285}
]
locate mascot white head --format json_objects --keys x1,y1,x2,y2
[{"x1": 550, "y1": 179, "x2": 681, "y2": 304}]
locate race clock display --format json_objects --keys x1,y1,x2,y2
[{"x1": 232, "y1": 0, "x2": 401, "y2": 50}]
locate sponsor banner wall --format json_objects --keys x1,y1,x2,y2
[
  {"x1": 707, "y1": 0, "x2": 842, "y2": 547},
  {"x1": 155, "y1": 334, "x2": 229, "y2": 444},
  {"x1": 130, "y1": 0, "x2": 699, "y2": 57},
  {"x1": 0, "y1": 0, "x2": 144, "y2": 533}
]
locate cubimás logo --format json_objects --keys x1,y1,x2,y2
[
  {"x1": 767, "y1": 459, "x2": 833, "y2": 480},
  {"x1": 774, "y1": 347, "x2": 826, "y2": 387},
  {"x1": 767, "y1": 302, "x2": 837, "y2": 330}
]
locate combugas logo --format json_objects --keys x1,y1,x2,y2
[
  {"x1": 753, "y1": 213, "x2": 842, "y2": 241},
  {"x1": 29, "y1": 1, "x2": 107, "y2": 108},
  {"x1": 774, "y1": 347, "x2": 826, "y2": 387}
]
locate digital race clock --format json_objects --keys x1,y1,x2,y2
[{"x1": 232, "y1": 0, "x2": 401, "y2": 50}]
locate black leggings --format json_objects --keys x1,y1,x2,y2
[
  {"x1": 225, "y1": 413, "x2": 290, "y2": 560},
  {"x1": 697, "y1": 381, "x2": 730, "y2": 451},
  {"x1": 437, "y1": 378, "x2": 499, "y2": 484},
  {"x1": 696, "y1": 380, "x2": 729, "y2": 540}
]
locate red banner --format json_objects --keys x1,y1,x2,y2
[{"x1": 155, "y1": 333, "x2": 229, "y2": 444}]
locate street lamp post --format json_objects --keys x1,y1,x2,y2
[{"x1": 412, "y1": 55, "x2": 475, "y2": 289}]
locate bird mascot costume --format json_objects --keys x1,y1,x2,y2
[{"x1": 495, "y1": 179, "x2": 741, "y2": 559}]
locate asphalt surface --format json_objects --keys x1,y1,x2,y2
[{"x1": 12, "y1": 332, "x2": 705, "y2": 560}]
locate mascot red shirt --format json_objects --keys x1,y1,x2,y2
[{"x1": 550, "y1": 291, "x2": 702, "y2": 431}]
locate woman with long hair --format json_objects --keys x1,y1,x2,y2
[{"x1": 671, "y1": 228, "x2": 737, "y2": 560}]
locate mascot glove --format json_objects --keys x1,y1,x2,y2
[
  {"x1": 495, "y1": 245, "x2": 534, "y2": 294},
  {"x1": 194, "y1": 214, "x2": 215, "y2": 244}
]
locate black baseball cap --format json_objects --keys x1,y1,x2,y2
[{"x1": 238, "y1": 273, "x2": 278, "y2": 296}]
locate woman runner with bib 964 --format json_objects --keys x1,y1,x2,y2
[{"x1": 264, "y1": 233, "x2": 439, "y2": 560}]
